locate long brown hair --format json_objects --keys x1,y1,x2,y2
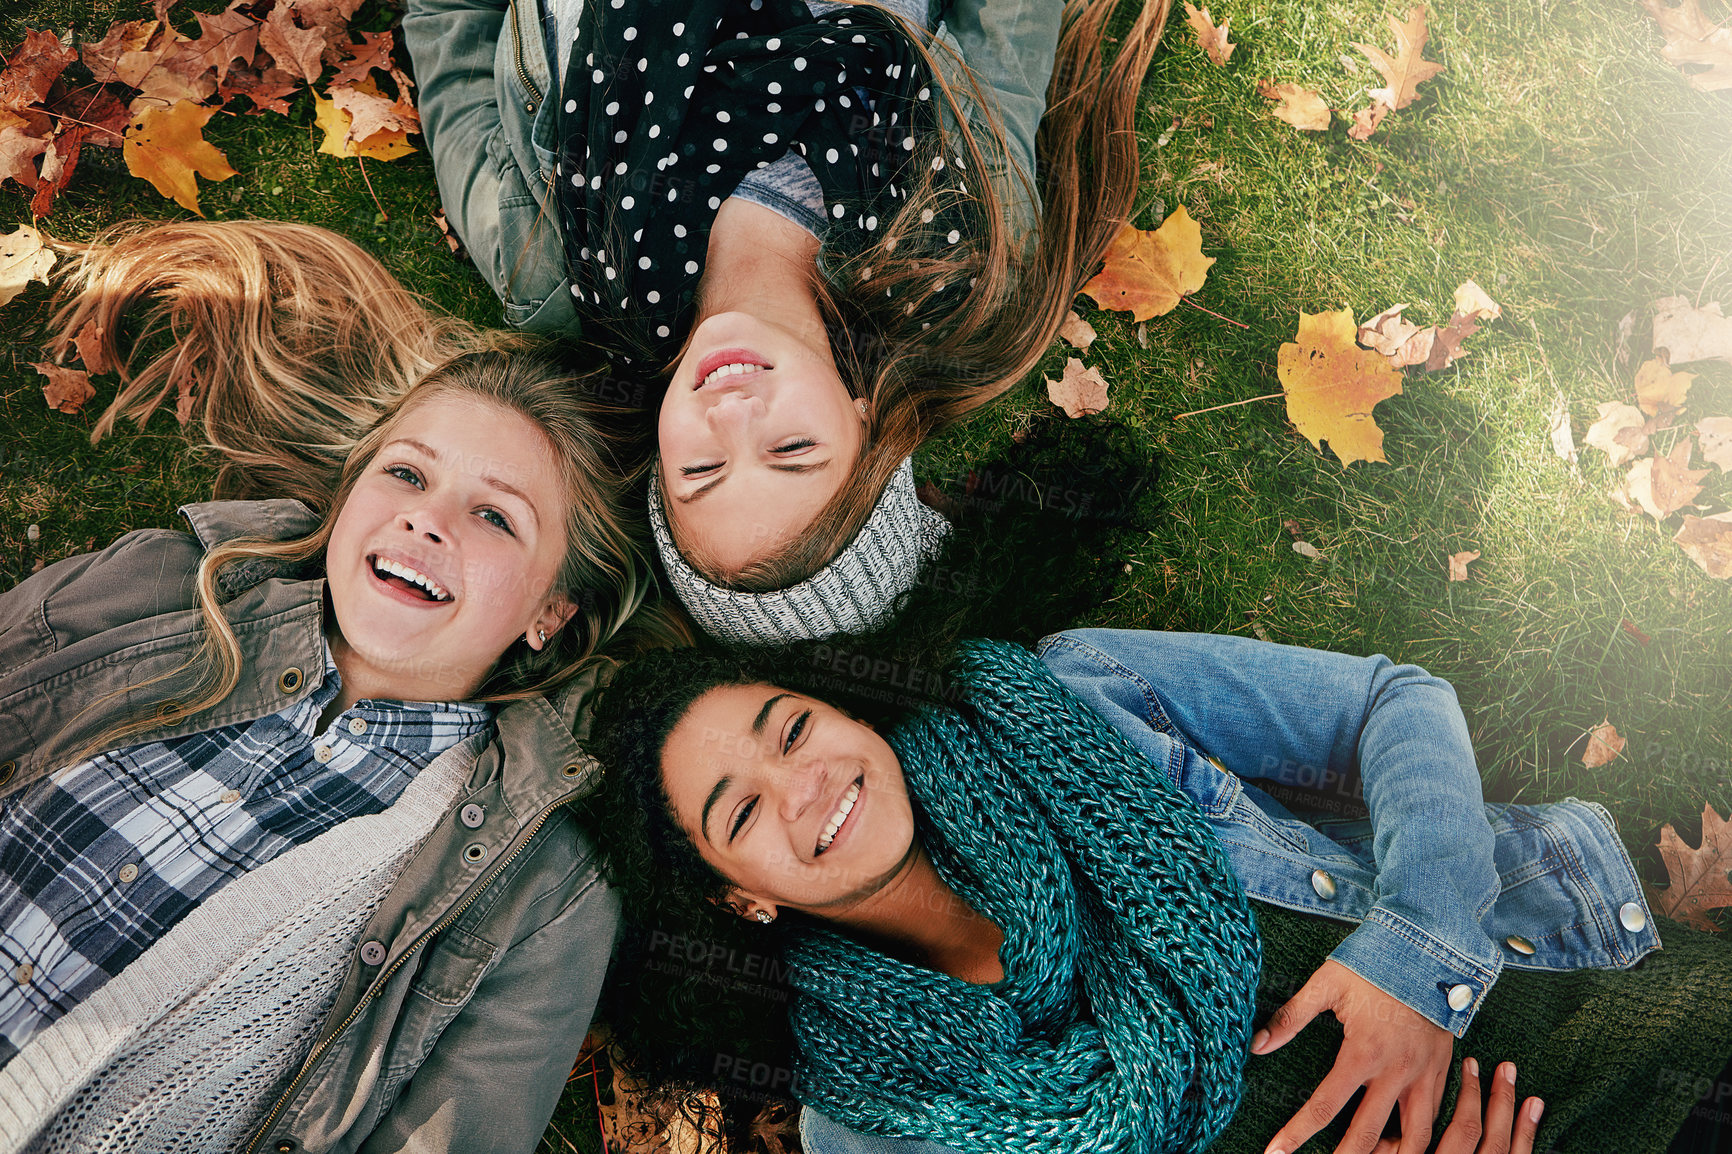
[{"x1": 667, "y1": 0, "x2": 1172, "y2": 590}]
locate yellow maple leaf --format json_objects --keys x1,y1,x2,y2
[
  {"x1": 123, "y1": 100, "x2": 237, "y2": 215},
  {"x1": 1277, "y1": 308, "x2": 1405, "y2": 465},
  {"x1": 314, "y1": 92, "x2": 417, "y2": 161},
  {"x1": 1634, "y1": 356, "x2": 1696, "y2": 415},
  {"x1": 1258, "y1": 81, "x2": 1331, "y2": 131},
  {"x1": 1077, "y1": 205, "x2": 1215, "y2": 322},
  {"x1": 1352, "y1": 4, "x2": 1446, "y2": 111}
]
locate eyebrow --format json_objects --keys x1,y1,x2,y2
[
  {"x1": 699, "y1": 773, "x2": 732, "y2": 848},
  {"x1": 674, "y1": 459, "x2": 832, "y2": 505},
  {"x1": 386, "y1": 438, "x2": 541, "y2": 530}
]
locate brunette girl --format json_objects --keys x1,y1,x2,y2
[
  {"x1": 583, "y1": 633, "x2": 1732, "y2": 1154},
  {"x1": 2, "y1": 239, "x2": 675, "y2": 1151},
  {"x1": 403, "y1": 0, "x2": 1174, "y2": 640}
]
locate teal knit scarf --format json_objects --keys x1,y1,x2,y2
[{"x1": 785, "y1": 640, "x2": 1262, "y2": 1153}]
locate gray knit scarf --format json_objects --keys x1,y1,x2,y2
[{"x1": 784, "y1": 639, "x2": 1262, "y2": 1152}]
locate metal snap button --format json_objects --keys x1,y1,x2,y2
[
  {"x1": 118, "y1": 863, "x2": 139, "y2": 884},
  {"x1": 347, "y1": 717, "x2": 368, "y2": 736},
  {"x1": 157, "y1": 699, "x2": 182, "y2": 721},
  {"x1": 0, "y1": 760, "x2": 15, "y2": 788},
  {"x1": 460, "y1": 803, "x2": 486, "y2": 829},
  {"x1": 1619, "y1": 901, "x2": 1647, "y2": 933},
  {"x1": 1505, "y1": 934, "x2": 1536, "y2": 955},
  {"x1": 463, "y1": 842, "x2": 488, "y2": 864},
  {"x1": 278, "y1": 667, "x2": 304, "y2": 694},
  {"x1": 561, "y1": 762, "x2": 583, "y2": 778},
  {"x1": 1310, "y1": 869, "x2": 1337, "y2": 900},
  {"x1": 275, "y1": 1140, "x2": 298, "y2": 1153},
  {"x1": 1447, "y1": 983, "x2": 1474, "y2": 1012},
  {"x1": 360, "y1": 940, "x2": 386, "y2": 966}
]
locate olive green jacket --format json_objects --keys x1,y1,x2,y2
[{"x1": 0, "y1": 499, "x2": 618, "y2": 1154}]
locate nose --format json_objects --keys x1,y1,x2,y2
[
  {"x1": 396, "y1": 502, "x2": 451, "y2": 544},
  {"x1": 704, "y1": 389, "x2": 765, "y2": 436},
  {"x1": 773, "y1": 756, "x2": 826, "y2": 824}
]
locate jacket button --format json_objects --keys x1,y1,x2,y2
[
  {"x1": 0, "y1": 760, "x2": 15, "y2": 788},
  {"x1": 158, "y1": 699, "x2": 182, "y2": 721},
  {"x1": 1447, "y1": 983, "x2": 1474, "y2": 1011},
  {"x1": 348, "y1": 717, "x2": 368, "y2": 736},
  {"x1": 275, "y1": 1141, "x2": 297, "y2": 1152},
  {"x1": 460, "y1": 803, "x2": 486, "y2": 829},
  {"x1": 525, "y1": 101, "x2": 537, "y2": 113},
  {"x1": 360, "y1": 940, "x2": 386, "y2": 966},
  {"x1": 1310, "y1": 869, "x2": 1337, "y2": 900},
  {"x1": 278, "y1": 667, "x2": 304, "y2": 694},
  {"x1": 1619, "y1": 901, "x2": 1647, "y2": 932},
  {"x1": 118, "y1": 863, "x2": 140, "y2": 884},
  {"x1": 1504, "y1": 934, "x2": 1536, "y2": 955}
]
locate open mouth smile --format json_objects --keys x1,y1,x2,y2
[
  {"x1": 694, "y1": 347, "x2": 773, "y2": 390},
  {"x1": 815, "y1": 776, "x2": 862, "y2": 856},
  {"x1": 369, "y1": 554, "x2": 452, "y2": 603}
]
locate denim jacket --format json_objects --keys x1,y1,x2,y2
[
  {"x1": 1034, "y1": 629, "x2": 1660, "y2": 1037},
  {"x1": 800, "y1": 628, "x2": 1663, "y2": 1154}
]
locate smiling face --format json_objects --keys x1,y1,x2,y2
[
  {"x1": 659, "y1": 683, "x2": 917, "y2": 916},
  {"x1": 323, "y1": 394, "x2": 576, "y2": 704},
  {"x1": 657, "y1": 311, "x2": 868, "y2": 575}
]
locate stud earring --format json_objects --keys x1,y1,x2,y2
[
  {"x1": 753, "y1": 909, "x2": 774, "y2": 924},
  {"x1": 537, "y1": 629, "x2": 548, "y2": 644}
]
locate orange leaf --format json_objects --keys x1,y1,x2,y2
[
  {"x1": 1258, "y1": 81, "x2": 1330, "y2": 131},
  {"x1": 1351, "y1": 4, "x2": 1445, "y2": 111},
  {"x1": 124, "y1": 99, "x2": 238, "y2": 214},
  {"x1": 1581, "y1": 720, "x2": 1625, "y2": 769},
  {"x1": 259, "y1": 3, "x2": 328, "y2": 86},
  {"x1": 33, "y1": 362, "x2": 95, "y2": 414},
  {"x1": 0, "y1": 29, "x2": 78, "y2": 110},
  {"x1": 1077, "y1": 206, "x2": 1214, "y2": 322},
  {"x1": 74, "y1": 320, "x2": 113, "y2": 375},
  {"x1": 1634, "y1": 356, "x2": 1696, "y2": 415},
  {"x1": 328, "y1": 75, "x2": 419, "y2": 142},
  {"x1": 1651, "y1": 804, "x2": 1732, "y2": 931},
  {"x1": 1347, "y1": 102, "x2": 1390, "y2": 140},
  {"x1": 1183, "y1": 3, "x2": 1235, "y2": 66},
  {"x1": 1628, "y1": 439, "x2": 1709, "y2": 521},
  {"x1": 1423, "y1": 310, "x2": 1479, "y2": 371},
  {"x1": 1277, "y1": 308, "x2": 1404, "y2": 465},
  {"x1": 1046, "y1": 357, "x2": 1110, "y2": 418}
]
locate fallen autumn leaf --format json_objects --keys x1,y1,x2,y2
[
  {"x1": 1581, "y1": 720, "x2": 1626, "y2": 769},
  {"x1": 1077, "y1": 205, "x2": 1215, "y2": 322},
  {"x1": 1278, "y1": 307, "x2": 1405, "y2": 466},
  {"x1": 1046, "y1": 357, "x2": 1111, "y2": 418}
]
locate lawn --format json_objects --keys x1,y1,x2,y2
[{"x1": 2, "y1": 0, "x2": 1730, "y2": 1149}]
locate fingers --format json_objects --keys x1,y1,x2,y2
[
  {"x1": 1511, "y1": 1094, "x2": 1545, "y2": 1154},
  {"x1": 1435, "y1": 1057, "x2": 1546, "y2": 1154},
  {"x1": 1481, "y1": 1062, "x2": 1518, "y2": 1153},
  {"x1": 1394, "y1": 1072, "x2": 1440, "y2": 1154},
  {"x1": 1252, "y1": 972, "x2": 1328, "y2": 1057},
  {"x1": 1435, "y1": 1057, "x2": 1483, "y2": 1154},
  {"x1": 1264, "y1": 1062, "x2": 1395, "y2": 1154}
]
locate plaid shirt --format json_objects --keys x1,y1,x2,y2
[{"x1": 0, "y1": 644, "x2": 492, "y2": 1068}]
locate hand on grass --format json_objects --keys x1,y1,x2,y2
[
  {"x1": 1373, "y1": 1057, "x2": 1545, "y2": 1154},
  {"x1": 1252, "y1": 959, "x2": 1456, "y2": 1154}
]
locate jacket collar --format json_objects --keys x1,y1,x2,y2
[{"x1": 180, "y1": 499, "x2": 323, "y2": 549}]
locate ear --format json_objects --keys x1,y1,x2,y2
[
  {"x1": 713, "y1": 891, "x2": 777, "y2": 924},
  {"x1": 524, "y1": 592, "x2": 581, "y2": 651}
]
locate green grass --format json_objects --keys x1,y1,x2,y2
[{"x1": 4, "y1": 0, "x2": 1731, "y2": 1147}]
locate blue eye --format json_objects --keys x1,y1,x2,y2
[
  {"x1": 387, "y1": 464, "x2": 424, "y2": 488},
  {"x1": 478, "y1": 508, "x2": 514, "y2": 534}
]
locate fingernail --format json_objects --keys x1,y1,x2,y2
[
  {"x1": 1464, "y1": 1056, "x2": 1478, "y2": 1077},
  {"x1": 1528, "y1": 1097, "x2": 1545, "y2": 1123},
  {"x1": 1502, "y1": 1061, "x2": 1518, "y2": 1084},
  {"x1": 1251, "y1": 1029, "x2": 1270, "y2": 1053}
]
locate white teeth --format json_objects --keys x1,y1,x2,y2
[
  {"x1": 816, "y1": 780, "x2": 861, "y2": 854},
  {"x1": 701, "y1": 361, "x2": 768, "y2": 387},
  {"x1": 372, "y1": 557, "x2": 451, "y2": 601}
]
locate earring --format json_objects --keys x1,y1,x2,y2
[
  {"x1": 753, "y1": 909, "x2": 775, "y2": 924},
  {"x1": 537, "y1": 628, "x2": 547, "y2": 644},
  {"x1": 855, "y1": 398, "x2": 868, "y2": 417}
]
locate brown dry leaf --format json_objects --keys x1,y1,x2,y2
[
  {"x1": 330, "y1": 29, "x2": 395, "y2": 86},
  {"x1": 1047, "y1": 357, "x2": 1111, "y2": 418},
  {"x1": 123, "y1": 99, "x2": 238, "y2": 214},
  {"x1": 1277, "y1": 307, "x2": 1405, "y2": 466},
  {"x1": 218, "y1": 64, "x2": 304, "y2": 115},
  {"x1": 1581, "y1": 720, "x2": 1626, "y2": 769},
  {"x1": 259, "y1": 3, "x2": 329, "y2": 86},
  {"x1": 73, "y1": 320, "x2": 113, "y2": 375},
  {"x1": 33, "y1": 362, "x2": 95, "y2": 414},
  {"x1": 1697, "y1": 417, "x2": 1732, "y2": 472},
  {"x1": 189, "y1": 4, "x2": 261, "y2": 83},
  {"x1": 1424, "y1": 310, "x2": 1480, "y2": 371},
  {"x1": 1629, "y1": 440, "x2": 1708, "y2": 521},
  {"x1": 30, "y1": 125, "x2": 89, "y2": 216},
  {"x1": 1352, "y1": 4, "x2": 1446, "y2": 110},
  {"x1": 328, "y1": 75, "x2": 419, "y2": 144},
  {"x1": 1447, "y1": 549, "x2": 1480, "y2": 581},
  {"x1": 1674, "y1": 512, "x2": 1732, "y2": 579},
  {"x1": 1347, "y1": 102, "x2": 1391, "y2": 140},
  {"x1": 0, "y1": 224, "x2": 56, "y2": 308},
  {"x1": 1651, "y1": 296, "x2": 1732, "y2": 365},
  {"x1": 49, "y1": 87, "x2": 130, "y2": 147},
  {"x1": 1452, "y1": 279, "x2": 1501, "y2": 321},
  {"x1": 1184, "y1": 3, "x2": 1236, "y2": 66},
  {"x1": 1292, "y1": 540, "x2": 1323, "y2": 559},
  {"x1": 1058, "y1": 309, "x2": 1097, "y2": 351},
  {"x1": 0, "y1": 120, "x2": 49, "y2": 191},
  {"x1": 1548, "y1": 395, "x2": 1578, "y2": 464},
  {"x1": 1584, "y1": 401, "x2": 1649, "y2": 466},
  {"x1": 1634, "y1": 356, "x2": 1696, "y2": 415},
  {"x1": 0, "y1": 29, "x2": 78, "y2": 110},
  {"x1": 1077, "y1": 206, "x2": 1215, "y2": 321},
  {"x1": 1259, "y1": 81, "x2": 1330, "y2": 131},
  {"x1": 1650, "y1": 803, "x2": 1732, "y2": 931},
  {"x1": 1621, "y1": 619, "x2": 1654, "y2": 645},
  {"x1": 79, "y1": 19, "x2": 159, "y2": 86},
  {"x1": 129, "y1": 30, "x2": 221, "y2": 108},
  {"x1": 1642, "y1": 0, "x2": 1732, "y2": 92},
  {"x1": 1357, "y1": 303, "x2": 1436, "y2": 367}
]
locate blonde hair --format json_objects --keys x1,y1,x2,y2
[
  {"x1": 667, "y1": 0, "x2": 1172, "y2": 590},
  {"x1": 41, "y1": 222, "x2": 686, "y2": 761}
]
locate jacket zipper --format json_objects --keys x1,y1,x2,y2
[
  {"x1": 508, "y1": 0, "x2": 543, "y2": 114},
  {"x1": 245, "y1": 797, "x2": 568, "y2": 1154}
]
